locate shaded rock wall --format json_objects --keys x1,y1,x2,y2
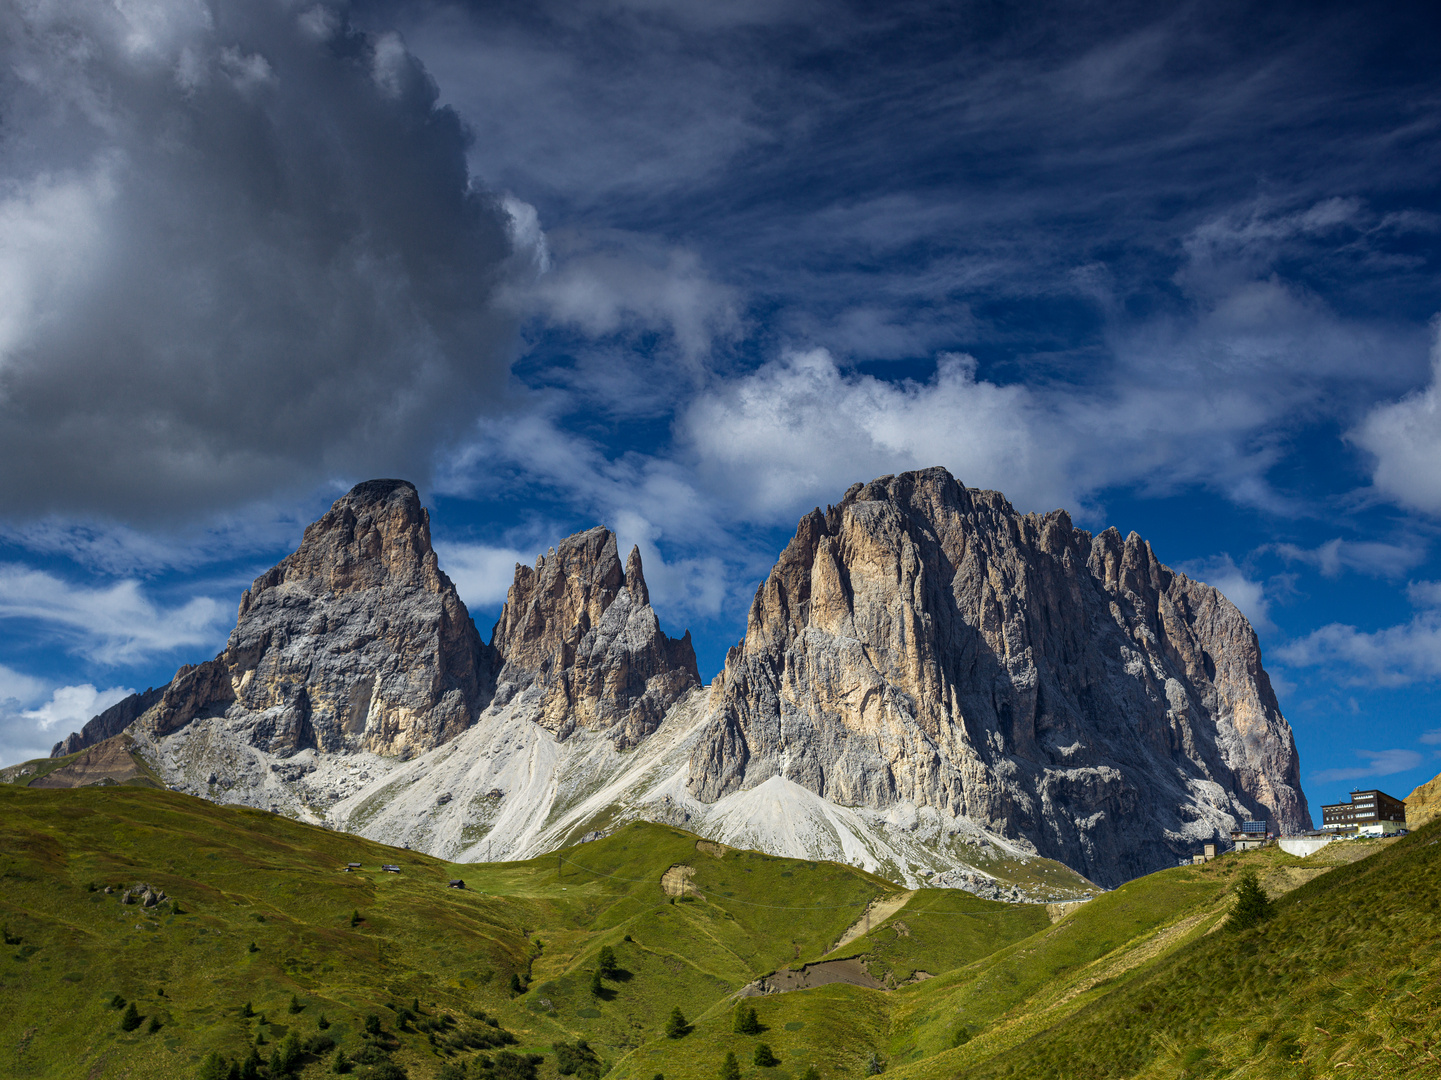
[{"x1": 51, "y1": 685, "x2": 164, "y2": 758}]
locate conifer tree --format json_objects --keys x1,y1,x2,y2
[
  {"x1": 318, "y1": 1012, "x2": 330, "y2": 1029},
  {"x1": 289, "y1": 994, "x2": 303, "y2": 1014},
  {"x1": 754, "y1": 1044, "x2": 779, "y2": 1067},
  {"x1": 590, "y1": 967, "x2": 604, "y2": 996},
  {"x1": 120, "y1": 1001, "x2": 142, "y2": 1031},
  {"x1": 1226, "y1": 869, "x2": 1274, "y2": 930},
  {"x1": 240, "y1": 1047, "x2": 262, "y2": 1080},
  {"x1": 800, "y1": 1067, "x2": 820, "y2": 1080},
  {"x1": 198, "y1": 1051, "x2": 227, "y2": 1080},
  {"x1": 331, "y1": 1047, "x2": 351, "y2": 1074},
  {"x1": 597, "y1": 945, "x2": 618, "y2": 977},
  {"x1": 665, "y1": 1006, "x2": 689, "y2": 1038},
  {"x1": 734, "y1": 1005, "x2": 761, "y2": 1035},
  {"x1": 719, "y1": 1051, "x2": 741, "y2": 1080}
]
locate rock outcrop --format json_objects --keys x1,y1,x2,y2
[
  {"x1": 138, "y1": 479, "x2": 492, "y2": 759},
  {"x1": 51, "y1": 686, "x2": 164, "y2": 758},
  {"x1": 1405, "y1": 771, "x2": 1441, "y2": 830},
  {"x1": 687, "y1": 467, "x2": 1310, "y2": 887},
  {"x1": 490, "y1": 527, "x2": 700, "y2": 747}
]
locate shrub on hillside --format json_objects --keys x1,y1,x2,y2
[
  {"x1": 120, "y1": 1002, "x2": 142, "y2": 1031},
  {"x1": 331, "y1": 1047, "x2": 351, "y2": 1074},
  {"x1": 289, "y1": 994, "x2": 304, "y2": 1013},
  {"x1": 198, "y1": 1051, "x2": 228, "y2": 1080},
  {"x1": 555, "y1": 1038, "x2": 601, "y2": 1079},
  {"x1": 719, "y1": 1051, "x2": 741, "y2": 1080},
  {"x1": 472, "y1": 1050, "x2": 543, "y2": 1080},
  {"x1": 754, "y1": 1044, "x2": 779, "y2": 1067},
  {"x1": 597, "y1": 945, "x2": 618, "y2": 977},
  {"x1": 1225, "y1": 870, "x2": 1273, "y2": 931},
  {"x1": 364, "y1": 1014, "x2": 382, "y2": 1036},
  {"x1": 589, "y1": 968, "x2": 604, "y2": 997},
  {"x1": 799, "y1": 1067, "x2": 820, "y2": 1080}
]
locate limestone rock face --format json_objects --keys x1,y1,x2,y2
[
  {"x1": 688, "y1": 467, "x2": 1310, "y2": 887},
  {"x1": 140, "y1": 479, "x2": 492, "y2": 759},
  {"x1": 491, "y1": 527, "x2": 701, "y2": 747}
]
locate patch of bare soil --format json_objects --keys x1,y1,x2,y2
[
  {"x1": 30, "y1": 736, "x2": 150, "y2": 788},
  {"x1": 742, "y1": 956, "x2": 888, "y2": 996},
  {"x1": 659, "y1": 864, "x2": 701, "y2": 897},
  {"x1": 826, "y1": 890, "x2": 914, "y2": 954}
]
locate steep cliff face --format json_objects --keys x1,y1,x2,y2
[
  {"x1": 490, "y1": 527, "x2": 701, "y2": 747},
  {"x1": 138, "y1": 479, "x2": 492, "y2": 759},
  {"x1": 688, "y1": 467, "x2": 1309, "y2": 887}
]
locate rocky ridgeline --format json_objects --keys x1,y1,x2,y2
[{"x1": 53, "y1": 469, "x2": 1309, "y2": 891}]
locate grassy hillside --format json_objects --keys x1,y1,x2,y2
[
  {"x1": 0, "y1": 785, "x2": 1039, "y2": 1079},
  {"x1": 4, "y1": 783, "x2": 1434, "y2": 1080}
]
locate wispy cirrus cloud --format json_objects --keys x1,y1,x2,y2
[
  {"x1": 1310, "y1": 749, "x2": 1425, "y2": 785},
  {"x1": 0, "y1": 564, "x2": 228, "y2": 665}
]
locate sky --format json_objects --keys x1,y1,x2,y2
[{"x1": 1, "y1": 0, "x2": 1439, "y2": 812}]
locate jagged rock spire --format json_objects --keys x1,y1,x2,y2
[{"x1": 491, "y1": 527, "x2": 700, "y2": 747}]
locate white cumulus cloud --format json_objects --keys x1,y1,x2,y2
[{"x1": 1353, "y1": 322, "x2": 1441, "y2": 517}]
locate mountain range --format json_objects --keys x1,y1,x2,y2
[{"x1": 50, "y1": 469, "x2": 1311, "y2": 891}]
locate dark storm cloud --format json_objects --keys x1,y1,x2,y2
[{"x1": 0, "y1": 0, "x2": 528, "y2": 520}]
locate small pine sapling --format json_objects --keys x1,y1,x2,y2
[
  {"x1": 509, "y1": 972, "x2": 524, "y2": 996},
  {"x1": 331, "y1": 1047, "x2": 351, "y2": 1074},
  {"x1": 120, "y1": 1001, "x2": 142, "y2": 1032},
  {"x1": 364, "y1": 1013, "x2": 382, "y2": 1036},
  {"x1": 754, "y1": 1044, "x2": 779, "y2": 1067},
  {"x1": 289, "y1": 994, "x2": 303, "y2": 1014},
  {"x1": 248, "y1": 941, "x2": 258, "y2": 953},
  {"x1": 241, "y1": 1000, "x2": 254, "y2": 1018},
  {"x1": 597, "y1": 945, "x2": 618, "y2": 977},
  {"x1": 720, "y1": 1051, "x2": 741, "y2": 1080},
  {"x1": 109, "y1": 994, "x2": 127, "y2": 1009},
  {"x1": 665, "y1": 1007, "x2": 689, "y2": 1038},
  {"x1": 147, "y1": 1015, "x2": 162, "y2": 1033},
  {"x1": 350, "y1": 909, "x2": 361, "y2": 927},
  {"x1": 589, "y1": 968, "x2": 604, "y2": 997},
  {"x1": 800, "y1": 1068, "x2": 820, "y2": 1080},
  {"x1": 318, "y1": 1012, "x2": 330, "y2": 1029}
]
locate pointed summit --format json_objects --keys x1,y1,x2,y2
[{"x1": 131, "y1": 479, "x2": 491, "y2": 763}]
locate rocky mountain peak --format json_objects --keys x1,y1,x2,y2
[
  {"x1": 491, "y1": 527, "x2": 700, "y2": 747},
  {"x1": 240, "y1": 479, "x2": 442, "y2": 609},
  {"x1": 690, "y1": 465, "x2": 1309, "y2": 887},
  {"x1": 134, "y1": 480, "x2": 491, "y2": 759}
]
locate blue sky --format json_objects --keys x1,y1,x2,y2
[{"x1": 1, "y1": 0, "x2": 1439, "y2": 812}]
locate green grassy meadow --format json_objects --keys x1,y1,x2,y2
[{"x1": 2, "y1": 782, "x2": 1436, "y2": 1079}]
